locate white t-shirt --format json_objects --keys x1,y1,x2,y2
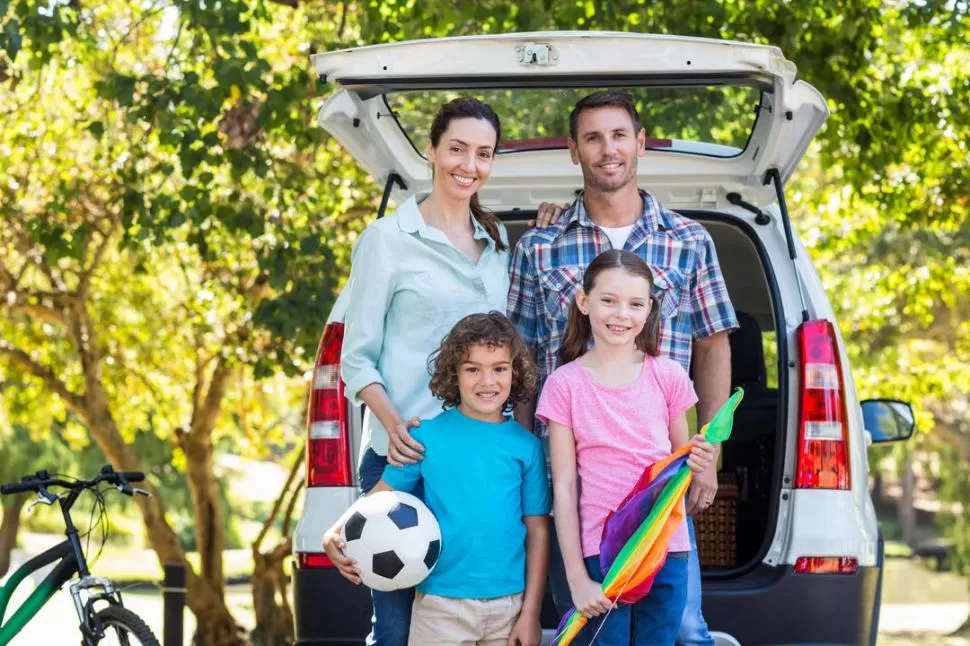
[{"x1": 600, "y1": 224, "x2": 636, "y2": 250}]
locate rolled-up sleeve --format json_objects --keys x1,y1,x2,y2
[
  {"x1": 690, "y1": 231, "x2": 738, "y2": 339},
  {"x1": 341, "y1": 226, "x2": 395, "y2": 404}
]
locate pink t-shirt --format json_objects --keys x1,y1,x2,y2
[{"x1": 536, "y1": 354, "x2": 699, "y2": 557}]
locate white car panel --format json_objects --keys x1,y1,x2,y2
[{"x1": 313, "y1": 31, "x2": 827, "y2": 209}]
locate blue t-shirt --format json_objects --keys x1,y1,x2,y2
[{"x1": 381, "y1": 408, "x2": 551, "y2": 599}]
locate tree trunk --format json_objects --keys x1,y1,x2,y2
[
  {"x1": 898, "y1": 453, "x2": 917, "y2": 546},
  {"x1": 0, "y1": 493, "x2": 27, "y2": 578},
  {"x1": 250, "y1": 447, "x2": 303, "y2": 646},
  {"x1": 251, "y1": 540, "x2": 295, "y2": 646},
  {"x1": 81, "y1": 377, "x2": 243, "y2": 644},
  {"x1": 182, "y1": 432, "x2": 225, "y2": 598}
]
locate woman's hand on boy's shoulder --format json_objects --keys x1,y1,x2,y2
[
  {"x1": 387, "y1": 416, "x2": 424, "y2": 466},
  {"x1": 322, "y1": 527, "x2": 362, "y2": 585},
  {"x1": 507, "y1": 610, "x2": 541, "y2": 646}
]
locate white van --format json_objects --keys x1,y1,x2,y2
[{"x1": 292, "y1": 32, "x2": 914, "y2": 645}]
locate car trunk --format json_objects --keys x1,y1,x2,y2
[
  {"x1": 311, "y1": 29, "x2": 823, "y2": 578},
  {"x1": 502, "y1": 210, "x2": 786, "y2": 576}
]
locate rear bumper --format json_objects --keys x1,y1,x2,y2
[
  {"x1": 703, "y1": 563, "x2": 882, "y2": 645},
  {"x1": 293, "y1": 565, "x2": 371, "y2": 645},
  {"x1": 294, "y1": 561, "x2": 882, "y2": 646}
]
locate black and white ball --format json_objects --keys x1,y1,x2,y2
[{"x1": 341, "y1": 490, "x2": 442, "y2": 591}]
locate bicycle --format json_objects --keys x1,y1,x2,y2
[{"x1": 0, "y1": 465, "x2": 161, "y2": 645}]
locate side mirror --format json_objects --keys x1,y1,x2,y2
[{"x1": 861, "y1": 399, "x2": 915, "y2": 444}]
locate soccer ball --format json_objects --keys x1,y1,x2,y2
[{"x1": 341, "y1": 490, "x2": 442, "y2": 591}]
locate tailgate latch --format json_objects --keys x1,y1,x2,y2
[{"x1": 516, "y1": 43, "x2": 558, "y2": 67}]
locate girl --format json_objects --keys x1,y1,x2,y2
[
  {"x1": 325, "y1": 312, "x2": 550, "y2": 646},
  {"x1": 536, "y1": 249, "x2": 715, "y2": 645}
]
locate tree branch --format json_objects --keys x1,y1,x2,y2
[
  {"x1": 255, "y1": 446, "x2": 305, "y2": 551},
  {"x1": 0, "y1": 342, "x2": 86, "y2": 415},
  {"x1": 6, "y1": 302, "x2": 70, "y2": 330},
  {"x1": 79, "y1": 219, "x2": 119, "y2": 295},
  {"x1": 190, "y1": 355, "x2": 234, "y2": 438}
]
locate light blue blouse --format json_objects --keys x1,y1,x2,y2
[{"x1": 340, "y1": 195, "x2": 510, "y2": 457}]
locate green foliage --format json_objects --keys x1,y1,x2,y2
[{"x1": 0, "y1": 0, "x2": 967, "y2": 592}]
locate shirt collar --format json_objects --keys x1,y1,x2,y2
[
  {"x1": 564, "y1": 189, "x2": 668, "y2": 234},
  {"x1": 398, "y1": 193, "x2": 495, "y2": 249}
]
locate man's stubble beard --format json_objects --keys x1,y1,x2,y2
[{"x1": 579, "y1": 156, "x2": 639, "y2": 195}]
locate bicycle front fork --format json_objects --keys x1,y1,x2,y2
[{"x1": 70, "y1": 576, "x2": 123, "y2": 642}]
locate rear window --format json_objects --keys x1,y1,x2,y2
[{"x1": 386, "y1": 85, "x2": 762, "y2": 159}]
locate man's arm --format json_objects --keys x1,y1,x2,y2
[
  {"x1": 686, "y1": 330, "x2": 731, "y2": 514},
  {"x1": 508, "y1": 237, "x2": 542, "y2": 432}
]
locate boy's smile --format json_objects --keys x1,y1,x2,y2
[{"x1": 457, "y1": 343, "x2": 513, "y2": 423}]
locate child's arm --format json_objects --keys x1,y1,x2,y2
[
  {"x1": 508, "y1": 515, "x2": 549, "y2": 646},
  {"x1": 321, "y1": 479, "x2": 396, "y2": 584},
  {"x1": 548, "y1": 421, "x2": 612, "y2": 619},
  {"x1": 669, "y1": 412, "x2": 716, "y2": 474}
]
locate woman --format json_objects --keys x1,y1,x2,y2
[{"x1": 338, "y1": 98, "x2": 553, "y2": 645}]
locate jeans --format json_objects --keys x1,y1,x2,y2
[
  {"x1": 359, "y1": 448, "x2": 421, "y2": 646},
  {"x1": 571, "y1": 552, "x2": 689, "y2": 645},
  {"x1": 677, "y1": 518, "x2": 714, "y2": 646},
  {"x1": 548, "y1": 518, "x2": 714, "y2": 645}
]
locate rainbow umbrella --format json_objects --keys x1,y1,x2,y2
[{"x1": 554, "y1": 389, "x2": 744, "y2": 645}]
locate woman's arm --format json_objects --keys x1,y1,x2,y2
[
  {"x1": 340, "y1": 226, "x2": 424, "y2": 466},
  {"x1": 548, "y1": 421, "x2": 612, "y2": 618}
]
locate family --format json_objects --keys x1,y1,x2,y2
[{"x1": 322, "y1": 91, "x2": 739, "y2": 646}]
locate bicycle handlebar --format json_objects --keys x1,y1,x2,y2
[{"x1": 0, "y1": 466, "x2": 145, "y2": 496}]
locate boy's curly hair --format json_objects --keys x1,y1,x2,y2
[{"x1": 428, "y1": 311, "x2": 538, "y2": 413}]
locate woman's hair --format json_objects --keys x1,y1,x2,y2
[
  {"x1": 428, "y1": 311, "x2": 537, "y2": 413},
  {"x1": 556, "y1": 249, "x2": 661, "y2": 365},
  {"x1": 428, "y1": 98, "x2": 507, "y2": 252}
]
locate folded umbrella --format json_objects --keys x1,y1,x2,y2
[{"x1": 554, "y1": 388, "x2": 744, "y2": 645}]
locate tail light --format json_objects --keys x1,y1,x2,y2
[
  {"x1": 298, "y1": 553, "x2": 334, "y2": 568},
  {"x1": 794, "y1": 557, "x2": 858, "y2": 574},
  {"x1": 795, "y1": 320, "x2": 850, "y2": 489},
  {"x1": 306, "y1": 322, "x2": 352, "y2": 487}
]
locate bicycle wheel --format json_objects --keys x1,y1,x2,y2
[{"x1": 89, "y1": 605, "x2": 161, "y2": 646}]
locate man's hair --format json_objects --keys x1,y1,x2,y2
[
  {"x1": 428, "y1": 311, "x2": 538, "y2": 413},
  {"x1": 568, "y1": 90, "x2": 643, "y2": 140}
]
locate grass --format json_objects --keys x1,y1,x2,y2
[{"x1": 883, "y1": 555, "x2": 969, "y2": 605}]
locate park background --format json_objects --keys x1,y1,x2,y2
[{"x1": 0, "y1": 0, "x2": 967, "y2": 644}]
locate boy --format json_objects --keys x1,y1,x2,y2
[{"x1": 324, "y1": 312, "x2": 550, "y2": 646}]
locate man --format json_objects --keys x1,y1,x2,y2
[{"x1": 508, "y1": 90, "x2": 737, "y2": 645}]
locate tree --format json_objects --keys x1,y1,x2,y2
[
  {"x1": 2, "y1": 0, "x2": 967, "y2": 638},
  {"x1": 0, "y1": 1, "x2": 364, "y2": 641}
]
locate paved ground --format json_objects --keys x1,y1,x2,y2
[{"x1": 4, "y1": 548, "x2": 969, "y2": 644}]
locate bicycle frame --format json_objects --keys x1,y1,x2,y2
[{"x1": 0, "y1": 540, "x2": 78, "y2": 644}]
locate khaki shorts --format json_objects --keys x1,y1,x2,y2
[{"x1": 407, "y1": 591, "x2": 524, "y2": 645}]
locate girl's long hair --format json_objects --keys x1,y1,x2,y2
[
  {"x1": 556, "y1": 250, "x2": 662, "y2": 366},
  {"x1": 428, "y1": 98, "x2": 507, "y2": 251}
]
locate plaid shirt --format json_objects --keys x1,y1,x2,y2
[{"x1": 508, "y1": 191, "x2": 738, "y2": 433}]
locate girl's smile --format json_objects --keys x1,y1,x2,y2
[{"x1": 578, "y1": 268, "x2": 653, "y2": 349}]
